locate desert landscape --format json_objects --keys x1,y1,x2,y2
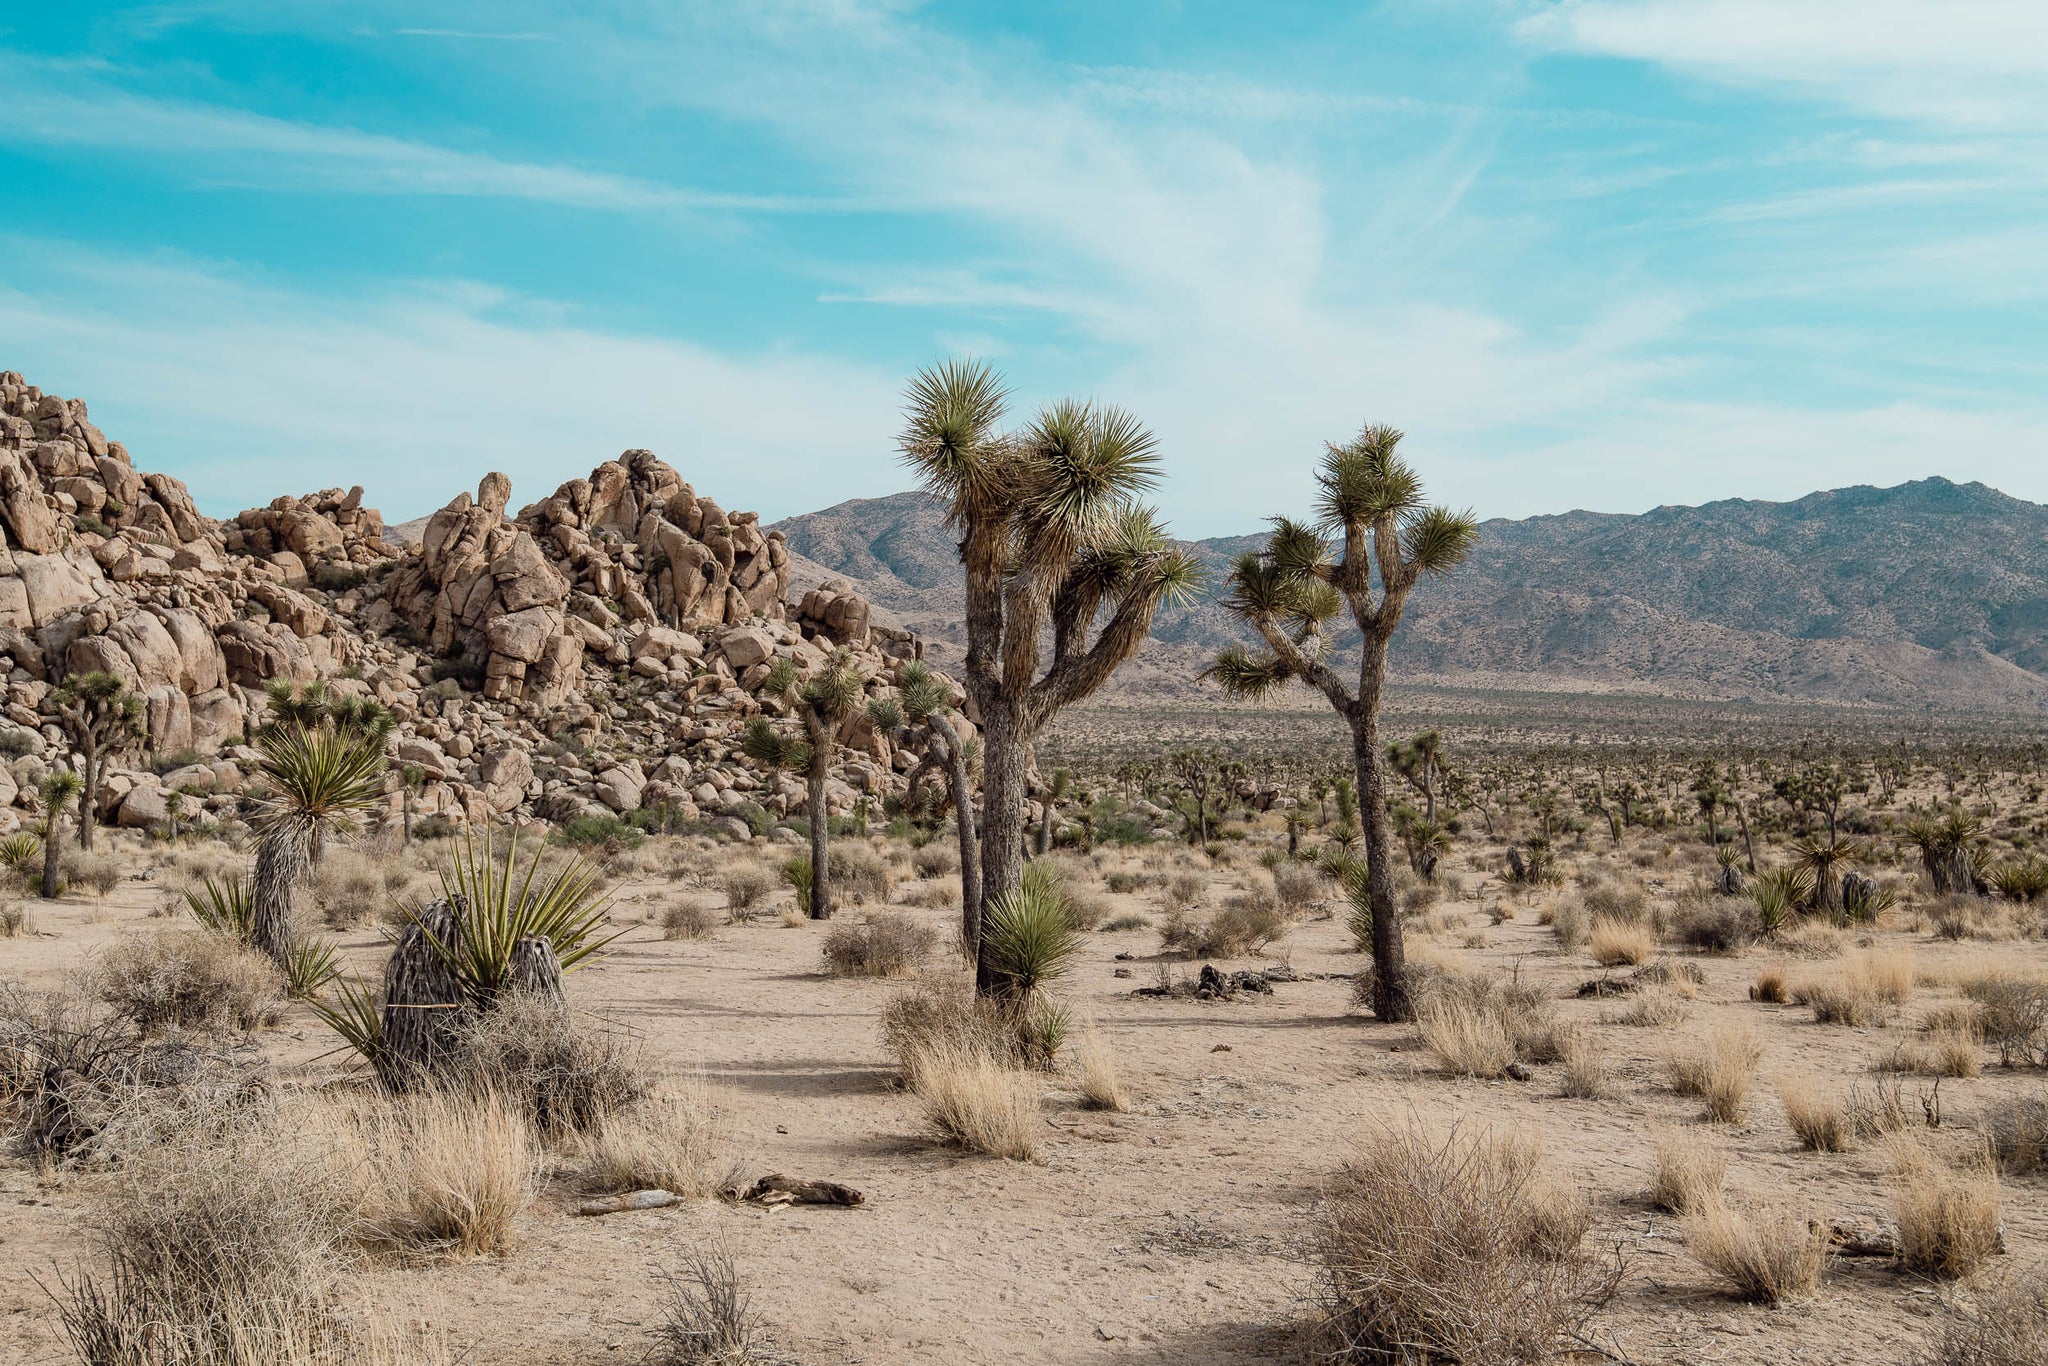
[
  {"x1": 0, "y1": 363, "x2": 2044, "y2": 1366},
  {"x1": 6, "y1": 6, "x2": 2048, "y2": 1364}
]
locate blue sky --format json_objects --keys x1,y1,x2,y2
[{"x1": 2, "y1": 2, "x2": 2043, "y2": 535}]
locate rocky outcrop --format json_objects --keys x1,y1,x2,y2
[{"x1": 0, "y1": 372, "x2": 955, "y2": 841}]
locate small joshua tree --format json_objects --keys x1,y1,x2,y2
[
  {"x1": 899, "y1": 359, "x2": 1200, "y2": 993},
  {"x1": 49, "y1": 671, "x2": 142, "y2": 852},
  {"x1": 1208, "y1": 424, "x2": 1477, "y2": 1022},
  {"x1": 249, "y1": 719, "x2": 387, "y2": 968},
  {"x1": 38, "y1": 769, "x2": 82, "y2": 899},
  {"x1": 743, "y1": 651, "x2": 865, "y2": 919}
]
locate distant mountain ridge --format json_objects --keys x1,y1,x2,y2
[{"x1": 771, "y1": 478, "x2": 2048, "y2": 711}]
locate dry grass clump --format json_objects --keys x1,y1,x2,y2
[
  {"x1": 1158, "y1": 899, "x2": 1287, "y2": 959},
  {"x1": 1545, "y1": 900, "x2": 1590, "y2": 949},
  {"x1": 1555, "y1": 1031, "x2": 1611, "y2": 1099},
  {"x1": 580, "y1": 1081, "x2": 728, "y2": 1197},
  {"x1": 68, "y1": 849, "x2": 125, "y2": 901},
  {"x1": 820, "y1": 912, "x2": 938, "y2": 977},
  {"x1": 1750, "y1": 964, "x2": 1789, "y2": 1003},
  {"x1": 1913, "y1": 1277, "x2": 2048, "y2": 1366},
  {"x1": 0, "y1": 900, "x2": 32, "y2": 937},
  {"x1": 91, "y1": 929, "x2": 283, "y2": 1035},
  {"x1": 1605, "y1": 986, "x2": 1688, "y2": 1027},
  {"x1": 358, "y1": 1088, "x2": 539, "y2": 1257},
  {"x1": 1582, "y1": 875, "x2": 1652, "y2": 927},
  {"x1": 1792, "y1": 948, "x2": 1913, "y2": 1026},
  {"x1": 1667, "y1": 1022, "x2": 1764, "y2": 1122},
  {"x1": 1890, "y1": 1139, "x2": 2005, "y2": 1280},
  {"x1": 1648, "y1": 1130, "x2": 1726, "y2": 1214},
  {"x1": 1666, "y1": 895, "x2": 1754, "y2": 954},
  {"x1": 1160, "y1": 869, "x2": 1206, "y2": 909},
  {"x1": 1313, "y1": 1124, "x2": 1613, "y2": 1366},
  {"x1": 1986, "y1": 1097, "x2": 2048, "y2": 1175},
  {"x1": 1414, "y1": 970, "x2": 1566, "y2": 1078},
  {"x1": 1682, "y1": 1198, "x2": 1826, "y2": 1303},
  {"x1": 661, "y1": 900, "x2": 719, "y2": 941},
  {"x1": 1069, "y1": 1029, "x2": 1128, "y2": 1112},
  {"x1": 882, "y1": 984, "x2": 1043, "y2": 1160},
  {"x1": 1589, "y1": 916, "x2": 1655, "y2": 967},
  {"x1": 900, "y1": 879, "x2": 960, "y2": 910},
  {"x1": 444, "y1": 995, "x2": 643, "y2": 1137},
  {"x1": 1777, "y1": 1079, "x2": 1851, "y2": 1152}
]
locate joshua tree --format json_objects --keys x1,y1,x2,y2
[
  {"x1": 1035, "y1": 767, "x2": 1072, "y2": 855},
  {"x1": 250, "y1": 720, "x2": 387, "y2": 968},
  {"x1": 898, "y1": 359, "x2": 1200, "y2": 992},
  {"x1": 742, "y1": 651, "x2": 865, "y2": 919},
  {"x1": 1208, "y1": 424, "x2": 1477, "y2": 1022},
  {"x1": 38, "y1": 770, "x2": 81, "y2": 899},
  {"x1": 1386, "y1": 729, "x2": 1445, "y2": 823},
  {"x1": 892, "y1": 658, "x2": 982, "y2": 942},
  {"x1": 257, "y1": 682, "x2": 394, "y2": 867},
  {"x1": 49, "y1": 671, "x2": 143, "y2": 852}
]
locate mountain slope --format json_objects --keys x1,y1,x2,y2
[{"x1": 773, "y1": 478, "x2": 2048, "y2": 710}]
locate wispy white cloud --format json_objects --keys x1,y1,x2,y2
[
  {"x1": 1519, "y1": 0, "x2": 2048, "y2": 131},
  {"x1": 387, "y1": 28, "x2": 556, "y2": 41},
  {"x1": 0, "y1": 51, "x2": 829, "y2": 211},
  {"x1": 0, "y1": 243, "x2": 900, "y2": 523}
]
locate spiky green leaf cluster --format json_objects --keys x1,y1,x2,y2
[
  {"x1": 981, "y1": 880, "x2": 1082, "y2": 1000},
  {"x1": 741, "y1": 716, "x2": 812, "y2": 773},
  {"x1": 419, "y1": 829, "x2": 623, "y2": 1008}
]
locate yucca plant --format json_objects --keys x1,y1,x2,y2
[
  {"x1": 0, "y1": 832, "x2": 41, "y2": 877},
  {"x1": 250, "y1": 720, "x2": 386, "y2": 967},
  {"x1": 981, "y1": 881, "x2": 1081, "y2": 1001},
  {"x1": 782, "y1": 852, "x2": 815, "y2": 909},
  {"x1": 416, "y1": 829, "x2": 622, "y2": 1009},
  {"x1": 283, "y1": 935, "x2": 341, "y2": 999},
  {"x1": 1990, "y1": 857, "x2": 2048, "y2": 904},
  {"x1": 1343, "y1": 863, "x2": 1376, "y2": 953},
  {"x1": 306, "y1": 974, "x2": 388, "y2": 1075},
  {"x1": 1750, "y1": 865, "x2": 1812, "y2": 939},
  {"x1": 184, "y1": 872, "x2": 256, "y2": 940}
]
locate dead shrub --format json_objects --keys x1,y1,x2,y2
[
  {"x1": 1582, "y1": 876, "x2": 1651, "y2": 926},
  {"x1": 1313, "y1": 1123, "x2": 1614, "y2": 1366},
  {"x1": 722, "y1": 865, "x2": 775, "y2": 917},
  {"x1": 1777, "y1": 1079, "x2": 1851, "y2": 1152},
  {"x1": 1891, "y1": 1140, "x2": 2005, "y2": 1280},
  {"x1": 69, "y1": 850, "x2": 125, "y2": 901},
  {"x1": 1667, "y1": 1022, "x2": 1763, "y2": 1122},
  {"x1": 651, "y1": 1246, "x2": 767, "y2": 1366},
  {"x1": 1, "y1": 900, "x2": 32, "y2": 937},
  {"x1": 313, "y1": 848, "x2": 385, "y2": 928},
  {"x1": 1271, "y1": 861, "x2": 1326, "y2": 915},
  {"x1": 1158, "y1": 900, "x2": 1287, "y2": 958},
  {"x1": 443, "y1": 995, "x2": 643, "y2": 1136},
  {"x1": 1682, "y1": 1197, "x2": 1826, "y2": 1303},
  {"x1": 1847, "y1": 1077, "x2": 1916, "y2": 1142},
  {"x1": 1606, "y1": 987, "x2": 1688, "y2": 1027},
  {"x1": 1914, "y1": 1277, "x2": 2048, "y2": 1366},
  {"x1": 1589, "y1": 916, "x2": 1655, "y2": 967},
  {"x1": 54, "y1": 1094, "x2": 367, "y2": 1363},
  {"x1": 661, "y1": 901, "x2": 719, "y2": 941},
  {"x1": 580, "y1": 1082, "x2": 728, "y2": 1197},
  {"x1": 833, "y1": 843, "x2": 893, "y2": 905},
  {"x1": 821, "y1": 912, "x2": 938, "y2": 977},
  {"x1": 1160, "y1": 869, "x2": 1206, "y2": 909},
  {"x1": 91, "y1": 929, "x2": 283, "y2": 1036},
  {"x1": 911, "y1": 842, "x2": 958, "y2": 879},
  {"x1": 1667, "y1": 895, "x2": 1755, "y2": 953},
  {"x1": 1648, "y1": 1130, "x2": 1726, "y2": 1214},
  {"x1": 1986, "y1": 1097, "x2": 2048, "y2": 1175},
  {"x1": 1963, "y1": 978, "x2": 2048, "y2": 1067}
]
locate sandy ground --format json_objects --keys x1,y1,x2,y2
[{"x1": 2, "y1": 846, "x2": 2045, "y2": 1366}]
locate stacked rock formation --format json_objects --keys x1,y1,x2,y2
[{"x1": 0, "y1": 373, "x2": 960, "y2": 841}]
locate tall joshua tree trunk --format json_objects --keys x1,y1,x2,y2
[
  {"x1": 900, "y1": 360, "x2": 1199, "y2": 996},
  {"x1": 1208, "y1": 424, "x2": 1478, "y2": 1024}
]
